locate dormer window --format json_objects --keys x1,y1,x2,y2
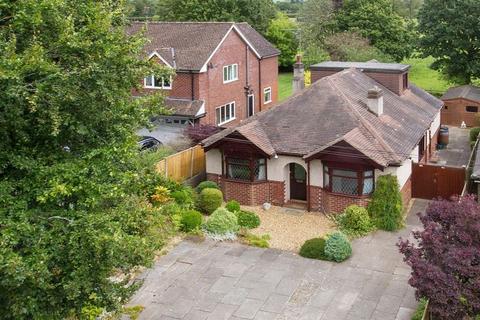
[
  {"x1": 223, "y1": 64, "x2": 238, "y2": 83},
  {"x1": 144, "y1": 75, "x2": 172, "y2": 90}
]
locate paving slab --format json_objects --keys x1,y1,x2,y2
[{"x1": 129, "y1": 199, "x2": 428, "y2": 320}]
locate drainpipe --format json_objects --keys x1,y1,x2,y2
[{"x1": 307, "y1": 160, "x2": 311, "y2": 212}]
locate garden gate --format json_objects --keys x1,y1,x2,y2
[{"x1": 412, "y1": 163, "x2": 466, "y2": 200}]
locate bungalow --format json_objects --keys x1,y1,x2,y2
[{"x1": 201, "y1": 60, "x2": 443, "y2": 213}]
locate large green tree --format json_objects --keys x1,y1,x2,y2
[
  {"x1": 336, "y1": 0, "x2": 415, "y2": 61},
  {"x1": 155, "y1": 0, "x2": 277, "y2": 35},
  {"x1": 0, "y1": 0, "x2": 171, "y2": 318},
  {"x1": 265, "y1": 12, "x2": 299, "y2": 68},
  {"x1": 418, "y1": 0, "x2": 480, "y2": 84}
]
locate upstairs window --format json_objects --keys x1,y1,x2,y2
[
  {"x1": 323, "y1": 164, "x2": 374, "y2": 196},
  {"x1": 144, "y1": 75, "x2": 172, "y2": 89},
  {"x1": 226, "y1": 157, "x2": 266, "y2": 181},
  {"x1": 215, "y1": 102, "x2": 235, "y2": 125},
  {"x1": 223, "y1": 64, "x2": 238, "y2": 83},
  {"x1": 466, "y1": 106, "x2": 478, "y2": 113},
  {"x1": 264, "y1": 87, "x2": 272, "y2": 104}
]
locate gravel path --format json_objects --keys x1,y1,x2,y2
[{"x1": 243, "y1": 205, "x2": 336, "y2": 252}]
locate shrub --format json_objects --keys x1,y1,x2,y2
[
  {"x1": 470, "y1": 127, "x2": 480, "y2": 142},
  {"x1": 170, "y1": 187, "x2": 194, "y2": 208},
  {"x1": 150, "y1": 186, "x2": 171, "y2": 205},
  {"x1": 203, "y1": 208, "x2": 239, "y2": 236},
  {"x1": 337, "y1": 205, "x2": 374, "y2": 237},
  {"x1": 159, "y1": 202, "x2": 182, "y2": 216},
  {"x1": 180, "y1": 210, "x2": 203, "y2": 232},
  {"x1": 196, "y1": 181, "x2": 219, "y2": 193},
  {"x1": 197, "y1": 188, "x2": 223, "y2": 214},
  {"x1": 324, "y1": 231, "x2": 352, "y2": 262},
  {"x1": 368, "y1": 174, "x2": 403, "y2": 231},
  {"x1": 299, "y1": 238, "x2": 328, "y2": 260},
  {"x1": 225, "y1": 200, "x2": 241, "y2": 212},
  {"x1": 237, "y1": 210, "x2": 260, "y2": 229},
  {"x1": 243, "y1": 233, "x2": 270, "y2": 248}
]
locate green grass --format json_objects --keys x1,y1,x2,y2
[
  {"x1": 279, "y1": 72, "x2": 293, "y2": 102},
  {"x1": 402, "y1": 56, "x2": 454, "y2": 95}
]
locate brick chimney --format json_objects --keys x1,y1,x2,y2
[
  {"x1": 367, "y1": 86, "x2": 384, "y2": 116},
  {"x1": 292, "y1": 55, "x2": 305, "y2": 94}
]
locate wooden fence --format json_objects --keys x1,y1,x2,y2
[{"x1": 156, "y1": 145, "x2": 205, "y2": 182}]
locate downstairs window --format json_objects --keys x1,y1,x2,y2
[
  {"x1": 323, "y1": 164, "x2": 374, "y2": 196},
  {"x1": 226, "y1": 157, "x2": 266, "y2": 181}
]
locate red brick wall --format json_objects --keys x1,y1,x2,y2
[
  {"x1": 206, "y1": 174, "x2": 284, "y2": 206},
  {"x1": 259, "y1": 57, "x2": 279, "y2": 112},
  {"x1": 311, "y1": 69, "x2": 406, "y2": 95},
  {"x1": 441, "y1": 98, "x2": 480, "y2": 127}
]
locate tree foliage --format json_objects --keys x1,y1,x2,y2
[
  {"x1": 0, "y1": 0, "x2": 172, "y2": 318},
  {"x1": 367, "y1": 175, "x2": 403, "y2": 231},
  {"x1": 335, "y1": 0, "x2": 415, "y2": 62},
  {"x1": 155, "y1": 0, "x2": 277, "y2": 35},
  {"x1": 265, "y1": 12, "x2": 299, "y2": 68},
  {"x1": 398, "y1": 197, "x2": 480, "y2": 319},
  {"x1": 418, "y1": 0, "x2": 480, "y2": 84}
]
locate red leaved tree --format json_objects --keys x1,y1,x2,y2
[
  {"x1": 184, "y1": 124, "x2": 222, "y2": 144},
  {"x1": 398, "y1": 196, "x2": 480, "y2": 319}
]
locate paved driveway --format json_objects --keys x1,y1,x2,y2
[
  {"x1": 128, "y1": 200, "x2": 428, "y2": 320},
  {"x1": 432, "y1": 126, "x2": 470, "y2": 167}
]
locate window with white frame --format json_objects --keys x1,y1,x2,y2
[
  {"x1": 144, "y1": 75, "x2": 172, "y2": 89},
  {"x1": 264, "y1": 87, "x2": 272, "y2": 104},
  {"x1": 215, "y1": 102, "x2": 235, "y2": 125},
  {"x1": 223, "y1": 64, "x2": 238, "y2": 83}
]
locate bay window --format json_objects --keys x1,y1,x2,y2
[
  {"x1": 226, "y1": 157, "x2": 266, "y2": 181},
  {"x1": 323, "y1": 164, "x2": 374, "y2": 196}
]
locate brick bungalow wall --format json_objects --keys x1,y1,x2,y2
[
  {"x1": 311, "y1": 69, "x2": 407, "y2": 95},
  {"x1": 441, "y1": 98, "x2": 480, "y2": 127}
]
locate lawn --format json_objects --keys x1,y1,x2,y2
[
  {"x1": 279, "y1": 72, "x2": 293, "y2": 101},
  {"x1": 402, "y1": 56, "x2": 454, "y2": 96}
]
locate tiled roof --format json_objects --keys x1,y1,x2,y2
[
  {"x1": 203, "y1": 68, "x2": 443, "y2": 167},
  {"x1": 126, "y1": 22, "x2": 279, "y2": 71},
  {"x1": 441, "y1": 85, "x2": 480, "y2": 102},
  {"x1": 165, "y1": 98, "x2": 204, "y2": 117}
]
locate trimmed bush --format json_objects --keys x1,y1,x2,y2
[
  {"x1": 197, "y1": 188, "x2": 223, "y2": 214},
  {"x1": 196, "y1": 181, "x2": 219, "y2": 193},
  {"x1": 299, "y1": 238, "x2": 328, "y2": 260},
  {"x1": 243, "y1": 233, "x2": 270, "y2": 248},
  {"x1": 225, "y1": 200, "x2": 241, "y2": 212},
  {"x1": 170, "y1": 187, "x2": 194, "y2": 208},
  {"x1": 324, "y1": 231, "x2": 352, "y2": 262},
  {"x1": 368, "y1": 174, "x2": 403, "y2": 231},
  {"x1": 180, "y1": 210, "x2": 203, "y2": 232},
  {"x1": 159, "y1": 202, "x2": 182, "y2": 216},
  {"x1": 237, "y1": 210, "x2": 260, "y2": 229},
  {"x1": 337, "y1": 205, "x2": 374, "y2": 237},
  {"x1": 150, "y1": 186, "x2": 171, "y2": 205},
  {"x1": 470, "y1": 127, "x2": 480, "y2": 142},
  {"x1": 203, "y1": 208, "x2": 239, "y2": 235}
]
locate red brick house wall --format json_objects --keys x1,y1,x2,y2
[
  {"x1": 441, "y1": 98, "x2": 480, "y2": 127},
  {"x1": 311, "y1": 69, "x2": 407, "y2": 95}
]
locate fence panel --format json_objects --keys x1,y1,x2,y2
[{"x1": 156, "y1": 145, "x2": 205, "y2": 182}]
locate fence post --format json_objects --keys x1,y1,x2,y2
[
  {"x1": 190, "y1": 147, "x2": 194, "y2": 178},
  {"x1": 164, "y1": 158, "x2": 168, "y2": 178}
]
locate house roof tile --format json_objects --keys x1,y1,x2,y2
[
  {"x1": 203, "y1": 68, "x2": 443, "y2": 166},
  {"x1": 126, "y1": 22, "x2": 279, "y2": 71}
]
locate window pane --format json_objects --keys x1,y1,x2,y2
[
  {"x1": 216, "y1": 108, "x2": 221, "y2": 125},
  {"x1": 163, "y1": 76, "x2": 171, "y2": 88},
  {"x1": 221, "y1": 107, "x2": 225, "y2": 123},
  {"x1": 145, "y1": 75, "x2": 153, "y2": 87},
  {"x1": 154, "y1": 76, "x2": 162, "y2": 87},
  {"x1": 332, "y1": 169, "x2": 358, "y2": 178},
  {"x1": 228, "y1": 158, "x2": 251, "y2": 180},
  {"x1": 254, "y1": 159, "x2": 266, "y2": 180},
  {"x1": 233, "y1": 64, "x2": 237, "y2": 79},
  {"x1": 364, "y1": 170, "x2": 373, "y2": 177},
  {"x1": 231, "y1": 103, "x2": 235, "y2": 118},
  {"x1": 332, "y1": 176, "x2": 358, "y2": 195},
  {"x1": 363, "y1": 178, "x2": 374, "y2": 195},
  {"x1": 226, "y1": 104, "x2": 230, "y2": 119},
  {"x1": 466, "y1": 106, "x2": 478, "y2": 113},
  {"x1": 223, "y1": 67, "x2": 228, "y2": 81}
]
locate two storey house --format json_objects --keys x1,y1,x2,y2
[{"x1": 127, "y1": 22, "x2": 280, "y2": 127}]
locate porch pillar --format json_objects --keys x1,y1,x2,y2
[{"x1": 307, "y1": 160, "x2": 311, "y2": 212}]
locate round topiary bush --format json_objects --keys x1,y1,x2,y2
[
  {"x1": 225, "y1": 200, "x2": 241, "y2": 212},
  {"x1": 203, "y1": 207, "x2": 239, "y2": 236},
  {"x1": 196, "y1": 181, "x2": 219, "y2": 193},
  {"x1": 237, "y1": 210, "x2": 260, "y2": 229},
  {"x1": 180, "y1": 210, "x2": 203, "y2": 232},
  {"x1": 299, "y1": 238, "x2": 328, "y2": 260},
  {"x1": 170, "y1": 188, "x2": 194, "y2": 208},
  {"x1": 337, "y1": 205, "x2": 374, "y2": 237},
  {"x1": 324, "y1": 231, "x2": 352, "y2": 262},
  {"x1": 197, "y1": 188, "x2": 223, "y2": 214}
]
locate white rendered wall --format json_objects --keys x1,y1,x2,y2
[{"x1": 205, "y1": 149, "x2": 222, "y2": 175}]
